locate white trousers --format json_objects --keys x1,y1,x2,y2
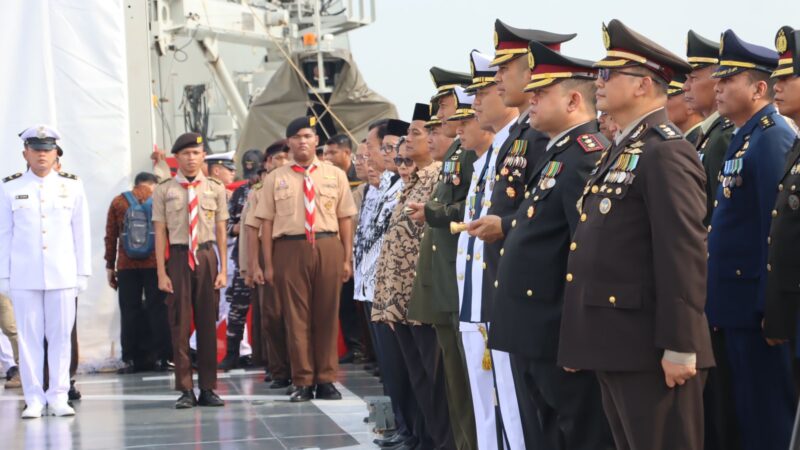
[
  {"x1": 461, "y1": 324, "x2": 525, "y2": 450},
  {"x1": 11, "y1": 289, "x2": 76, "y2": 407}
]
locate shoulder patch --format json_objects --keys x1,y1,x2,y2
[
  {"x1": 721, "y1": 117, "x2": 734, "y2": 129},
  {"x1": 577, "y1": 134, "x2": 604, "y2": 153},
  {"x1": 2, "y1": 173, "x2": 22, "y2": 183},
  {"x1": 58, "y1": 171, "x2": 78, "y2": 180},
  {"x1": 760, "y1": 115, "x2": 775, "y2": 130},
  {"x1": 653, "y1": 123, "x2": 683, "y2": 140}
]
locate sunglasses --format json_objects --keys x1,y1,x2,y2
[
  {"x1": 598, "y1": 68, "x2": 648, "y2": 82},
  {"x1": 394, "y1": 157, "x2": 414, "y2": 167}
]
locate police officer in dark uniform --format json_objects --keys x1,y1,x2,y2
[
  {"x1": 557, "y1": 20, "x2": 714, "y2": 450},
  {"x1": 406, "y1": 66, "x2": 479, "y2": 450},
  {"x1": 764, "y1": 27, "x2": 800, "y2": 348},
  {"x1": 490, "y1": 41, "x2": 613, "y2": 450},
  {"x1": 707, "y1": 29, "x2": 797, "y2": 450},
  {"x1": 666, "y1": 75, "x2": 704, "y2": 144}
]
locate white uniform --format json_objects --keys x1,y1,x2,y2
[
  {"x1": 0, "y1": 169, "x2": 90, "y2": 409},
  {"x1": 455, "y1": 119, "x2": 524, "y2": 450}
]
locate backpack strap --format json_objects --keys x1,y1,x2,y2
[{"x1": 122, "y1": 191, "x2": 139, "y2": 206}]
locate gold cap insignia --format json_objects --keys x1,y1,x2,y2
[
  {"x1": 602, "y1": 24, "x2": 611, "y2": 50},
  {"x1": 309, "y1": 116, "x2": 317, "y2": 127},
  {"x1": 720, "y1": 33, "x2": 724, "y2": 54},
  {"x1": 528, "y1": 52, "x2": 535, "y2": 69},
  {"x1": 494, "y1": 31, "x2": 499, "y2": 49},
  {"x1": 777, "y1": 29, "x2": 788, "y2": 54},
  {"x1": 196, "y1": 136, "x2": 203, "y2": 144},
  {"x1": 470, "y1": 59, "x2": 476, "y2": 76}
]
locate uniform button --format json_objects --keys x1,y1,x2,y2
[
  {"x1": 420, "y1": 232, "x2": 424, "y2": 238},
  {"x1": 773, "y1": 209, "x2": 778, "y2": 217},
  {"x1": 511, "y1": 219, "x2": 517, "y2": 227},
  {"x1": 508, "y1": 176, "x2": 514, "y2": 182},
  {"x1": 580, "y1": 213, "x2": 587, "y2": 222},
  {"x1": 591, "y1": 186, "x2": 599, "y2": 194},
  {"x1": 495, "y1": 175, "x2": 500, "y2": 181},
  {"x1": 413, "y1": 271, "x2": 417, "y2": 277},
  {"x1": 609, "y1": 296, "x2": 616, "y2": 305},
  {"x1": 767, "y1": 264, "x2": 772, "y2": 272},
  {"x1": 570, "y1": 242, "x2": 577, "y2": 251},
  {"x1": 42, "y1": 246, "x2": 47, "y2": 250},
  {"x1": 432, "y1": 245, "x2": 437, "y2": 252},
  {"x1": 793, "y1": 185, "x2": 797, "y2": 191},
  {"x1": 736, "y1": 269, "x2": 742, "y2": 276},
  {"x1": 566, "y1": 273, "x2": 573, "y2": 282},
  {"x1": 768, "y1": 236, "x2": 772, "y2": 244},
  {"x1": 458, "y1": 274, "x2": 464, "y2": 281},
  {"x1": 533, "y1": 195, "x2": 539, "y2": 201},
  {"x1": 434, "y1": 197, "x2": 439, "y2": 202},
  {"x1": 483, "y1": 263, "x2": 487, "y2": 270},
  {"x1": 526, "y1": 290, "x2": 533, "y2": 297},
  {"x1": 500, "y1": 248, "x2": 504, "y2": 256},
  {"x1": 486, "y1": 201, "x2": 492, "y2": 208},
  {"x1": 714, "y1": 200, "x2": 718, "y2": 207},
  {"x1": 525, "y1": 192, "x2": 530, "y2": 199},
  {"x1": 466, "y1": 254, "x2": 471, "y2": 261},
  {"x1": 494, "y1": 280, "x2": 498, "y2": 288},
  {"x1": 779, "y1": 184, "x2": 784, "y2": 191},
  {"x1": 707, "y1": 225, "x2": 712, "y2": 232},
  {"x1": 707, "y1": 252, "x2": 710, "y2": 259}
]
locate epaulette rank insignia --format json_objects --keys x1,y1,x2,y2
[
  {"x1": 629, "y1": 123, "x2": 647, "y2": 142},
  {"x1": 760, "y1": 115, "x2": 775, "y2": 130},
  {"x1": 578, "y1": 134, "x2": 604, "y2": 153},
  {"x1": 2, "y1": 173, "x2": 22, "y2": 183},
  {"x1": 654, "y1": 123, "x2": 682, "y2": 140},
  {"x1": 722, "y1": 118, "x2": 734, "y2": 129},
  {"x1": 58, "y1": 172, "x2": 78, "y2": 180}
]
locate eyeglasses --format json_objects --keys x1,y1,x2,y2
[
  {"x1": 380, "y1": 145, "x2": 395, "y2": 154},
  {"x1": 598, "y1": 68, "x2": 649, "y2": 82},
  {"x1": 394, "y1": 157, "x2": 414, "y2": 167},
  {"x1": 355, "y1": 154, "x2": 370, "y2": 161}
]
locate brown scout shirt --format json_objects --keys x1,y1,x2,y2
[
  {"x1": 152, "y1": 170, "x2": 229, "y2": 244},
  {"x1": 247, "y1": 158, "x2": 357, "y2": 238}
]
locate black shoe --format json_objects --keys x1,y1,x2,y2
[
  {"x1": 175, "y1": 390, "x2": 197, "y2": 409},
  {"x1": 153, "y1": 359, "x2": 171, "y2": 372},
  {"x1": 384, "y1": 439, "x2": 418, "y2": 450},
  {"x1": 238, "y1": 355, "x2": 253, "y2": 368},
  {"x1": 269, "y1": 378, "x2": 292, "y2": 389},
  {"x1": 263, "y1": 371, "x2": 273, "y2": 383},
  {"x1": 289, "y1": 386, "x2": 314, "y2": 402},
  {"x1": 338, "y1": 351, "x2": 355, "y2": 364},
  {"x1": 197, "y1": 389, "x2": 225, "y2": 407},
  {"x1": 372, "y1": 367, "x2": 380, "y2": 377},
  {"x1": 286, "y1": 384, "x2": 299, "y2": 395},
  {"x1": 117, "y1": 360, "x2": 136, "y2": 374},
  {"x1": 68, "y1": 380, "x2": 81, "y2": 401},
  {"x1": 315, "y1": 383, "x2": 342, "y2": 400},
  {"x1": 353, "y1": 350, "x2": 370, "y2": 364},
  {"x1": 5, "y1": 365, "x2": 19, "y2": 381},
  {"x1": 218, "y1": 353, "x2": 239, "y2": 372},
  {"x1": 375, "y1": 433, "x2": 406, "y2": 447}
]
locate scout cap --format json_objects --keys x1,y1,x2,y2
[
  {"x1": 286, "y1": 116, "x2": 318, "y2": 138},
  {"x1": 171, "y1": 132, "x2": 204, "y2": 154},
  {"x1": 524, "y1": 40, "x2": 597, "y2": 91},
  {"x1": 265, "y1": 139, "x2": 289, "y2": 157},
  {"x1": 490, "y1": 19, "x2": 576, "y2": 67},
  {"x1": 712, "y1": 29, "x2": 779, "y2": 79}
]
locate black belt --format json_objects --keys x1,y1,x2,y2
[
  {"x1": 277, "y1": 232, "x2": 337, "y2": 241},
  {"x1": 170, "y1": 241, "x2": 214, "y2": 250}
]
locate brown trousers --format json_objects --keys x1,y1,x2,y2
[
  {"x1": 273, "y1": 237, "x2": 343, "y2": 386},
  {"x1": 166, "y1": 245, "x2": 219, "y2": 391},
  {"x1": 259, "y1": 282, "x2": 290, "y2": 380},
  {"x1": 597, "y1": 369, "x2": 708, "y2": 450}
]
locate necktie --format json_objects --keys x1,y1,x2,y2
[
  {"x1": 291, "y1": 164, "x2": 318, "y2": 246},
  {"x1": 179, "y1": 181, "x2": 201, "y2": 270}
]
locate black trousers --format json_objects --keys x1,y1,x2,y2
[
  {"x1": 703, "y1": 328, "x2": 743, "y2": 450},
  {"x1": 511, "y1": 355, "x2": 613, "y2": 450},
  {"x1": 339, "y1": 278, "x2": 363, "y2": 354},
  {"x1": 393, "y1": 323, "x2": 455, "y2": 450},
  {"x1": 117, "y1": 268, "x2": 171, "y2": 364},
  {"x1": 374, "y1": 319, "x2": 421, "y2": 441}
]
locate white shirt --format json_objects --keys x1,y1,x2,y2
[{"x1": 0, "y1": 169, "x2": 91, "y2": 290}]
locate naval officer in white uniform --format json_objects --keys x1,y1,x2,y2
[
  {"x1": 0, "y1": 125, "x2": 91, "y2": 418},
  {"x1": 451, "y1": 83, "x2": 525, "y2": 450}
]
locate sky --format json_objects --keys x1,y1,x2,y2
[{"x1": 348, "y1": 0, "x2": 799, "y2": 120}]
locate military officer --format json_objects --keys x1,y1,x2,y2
[
  {"x1": 0, "y1": 125, "x2": 90, "y2": 418},
  {"x1": 247, "y1": 117, "x2": 356, "y2": 403},
  {"x1": 406, "y1": 66, "x2": 478, "y2": 450},
  {"x1": 707, "y1": 29, "x2": 797, "y2": 450},
  {"x1": 666, "y1": 75, "x2": 704, "y2": 144},
  {"x1": 557, "y1": 20, "x2": 714, "y2": 450},
  {"x1": 764, "y1": 24, "x2": 800, "y2": 356},
  {"x1": 153, "y1": 132, "x2": 228, "y2": 409},
  {"x1": 490, "y1": 41, "x2": 613, "y2": 450},
  {"x1": 681, "y1": 29, "x2": 741, "y2": 450}
]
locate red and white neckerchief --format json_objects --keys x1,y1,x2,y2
[
  {"x1": 291, "y1": 164, "x2": 318, "y2": 246},
  {"x1": 179, "y1": 179, "x2": 202, "y2": 270}
]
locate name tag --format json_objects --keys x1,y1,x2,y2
[
  {"x1": 324, "y1": 175, "x2": 337, "y2": 180},
  {"x1": 15, "y1": 195, "x2": 28, "y2": 200}
]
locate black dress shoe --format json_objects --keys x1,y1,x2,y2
[
  {"x1": 269, "y1": 378, "x2": 292, "y2": 389},
  {"x1": 338, "y1": 351, "x2": 355, "y2": 364},
  {"x1": 238, "y1": 355, "x2": 253, "y2": 368},
  {"x1": 384, "y1": 439, "x2": 418, "y2": 450},
  {"x1": 263, "y1": 371, "x2": 273, "y2": 383},
  {"x1": 175, "y1": 390, "x2": 197, "y2": 409},
  {"x1": 286, "y1": 384, "x2": 299, "y2": 395},
  {"x1": 68, "y1": 380, "x2": 81, "y2": 401},
  {"x1": 153, "y1": 359, "x2": 171, "y2": 372},
  {"x1": 374, "y1": 432, "x2": 406, "y2": 447},
  {"x1": 315, "y1": 383, "x2": 342, "y2": 400},
  {"x1": 289, "y1": 386, "x2": 314, "y2": 402},
  {"x1": 197, "y1": 389, "x2": 225, "y2": 407}
]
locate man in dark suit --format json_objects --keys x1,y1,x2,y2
[
  {"x1": 707, "y1": 29, "x2": 798, "y2": 450},
  {"x1": 490, "y1": 41, "x2": 613, "y2": 450},
  {"x1": 557, "y1": 20, "x2": 714, "y2": 450}
]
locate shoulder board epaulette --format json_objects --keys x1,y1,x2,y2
[
  {"x1": 252, "y1": 182, "x2": 263, "y2": 190},
  {"x1": 721, "y1": 117, "x2": 734, "y2": 129},
  {"x1": 2, "y1": 173, "x2": 22, "y2": 183},
  {"x1": 349, "y1": 180, "x2": 363, "y2": 188},
  {"x1": 653, "y1": 123, "x2": 683, "y2": 140},
  {"x1": 208, "y1": 177, "x2": 222, "y2": 185},
  {"x1": 158, "y1": 177, "x2": 172, "y2": 185},
  {"x1": 577, "y1": 134, "x2": 604, "y2": 153},
  {"x1": 760, "y1": 115, "x2": 775, "y2": 130},
  {"x1": 58, "y1": 172, "x2": 78, "y2": 180}
]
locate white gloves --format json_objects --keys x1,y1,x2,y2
[
  {"x1": 77, "y1": 276, "x2": 89, "y2": 294},
  {"x1": 0, "y1": 278, "x2": 9, "y2": 296}
]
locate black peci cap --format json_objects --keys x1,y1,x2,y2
[{"x1": 412, "y1": 103, "x2": 432, "y2": 122}]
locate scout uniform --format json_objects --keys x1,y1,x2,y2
[
  {"x1": 482, "y1": 20, "x2": 575, "y2": 325},
  {"x1": 557, "y1": 20, "x2": 714, "y2": 450},
  {"x1": 707, "y1": 30, "x2": 798, "y2": 450},
  {"x1": 451, "y1": 72, "x2": 525, "y2": 450},
  {"x1": 406, "y1": 67, "x2": 478, "y2": 450},
  {"x1": 687, "y1": 30, "x2": 736, "y2": 227},
  {"x1": 764, "y1": 27, "x2": 800, "y2": 343},
  {"x1": 667, "y1": 75, "x2": 704, "y2": 144},
  {"x1": 0, "y1": 125, "x2": 90, "y2": 418},
  {"x1": 490, "y1": 42, "x2": 613, "y2": 450},
  {"x1": 152, "y1": 133, "x2": 229, "y2": 407},
  {"x1": 247, "y1": 117, "x2": 356, "y2": 401}
]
